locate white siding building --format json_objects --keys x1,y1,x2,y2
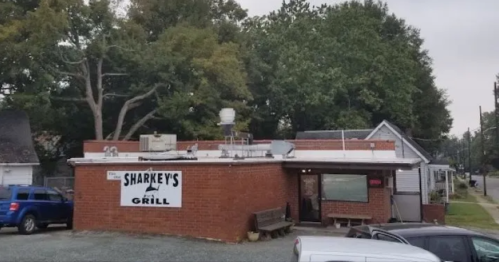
[{"x1": 0, "y1": 109, "x2": 39, "y2": 185}]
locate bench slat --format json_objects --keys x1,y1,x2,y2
[
  {"x1": 254, "y1": 207, "x2": 289, "y2": 232},
  {"x1": 258, "y1": 221, "x2": 293, "y2": 232},
  {"x1": 327, "y1": 213, "x2": 372, "y2": 220}
]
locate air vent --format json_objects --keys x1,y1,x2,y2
[{"x1": 139, "y1": 134, "x2": 177, "y2": 152}]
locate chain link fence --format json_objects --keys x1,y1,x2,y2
[
  {"x1": 44, "y1": 177, "x2": 74, "y2": 189},
  {"x1": 44, "y1": 176, "x2": 75, "y2": 200}
]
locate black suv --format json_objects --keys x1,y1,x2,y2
[{"x1": 346, "y1": 223, "x2": 499, "y2": 262}]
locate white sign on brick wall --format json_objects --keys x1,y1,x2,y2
[
  {"x1": 107, "y1": 171, "x2": 122, "y2": 180},
  {"x1": 116, "y1": 171, "x2": 182, "y2": 208}
]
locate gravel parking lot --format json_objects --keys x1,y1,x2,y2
[{"x1": 0, "y1": 226, "x2": 341, "y2": 262}]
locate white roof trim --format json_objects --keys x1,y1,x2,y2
[
  {"x1": 284, "y1": 157, "x2": 421, "y2": 165},
  {"x1": 0, "y1": 163, "x2": 39, "y2": 166},
  {"x1": 366, "y1": 120, "x2": 430, "y2": 163}
]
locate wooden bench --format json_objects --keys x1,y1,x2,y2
[
  {"x1": 327, "y1": 213, "x2": 372, "y2": 228},
  {"x1": 254, "y1": 208, "x2": 293, "y2": 239}
]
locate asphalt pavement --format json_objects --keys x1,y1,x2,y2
[
  {"x1": 471, "y1": 175, "x2": 499, "y2": 201},
  {"x1": 0, "y1": 226, "x2": 339, "y2": 262}
]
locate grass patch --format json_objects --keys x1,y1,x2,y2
[
  {"x1": 483, "y1": 195, "x2": 497, "y2": 204},
  {"x1": 450, "y1": 191, "x2": 476, "y2": 202},
  {"x1": 449, "y1": 179, "x2": 475, "y2": 202},
  {"x1": 446, "y1": 201, "x2": 499, "y2": 230}
]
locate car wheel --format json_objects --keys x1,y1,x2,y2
[
  {"x1": 66, "y1": 218, "x2": 73, "y2": 230},
  {"x1": 18, "y1": 214, "x2": 36, "y2": 235},
  {"x1": 37, "y1": 223, "x2": 49, "y2": 229}
]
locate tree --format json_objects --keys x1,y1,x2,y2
[
  {"x1": 1, "y1": 0, "x2": 252, "y2": 142},
  {"x1": 244, "y1": 0, "x2": 451, "y2": 146}
]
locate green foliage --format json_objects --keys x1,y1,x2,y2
[
  {"x1": 458, "y1": 182, "x2": 468, "y2": 190},
  {"x1": 0, "y1": 0, "x2": 452, "y2": 160}
]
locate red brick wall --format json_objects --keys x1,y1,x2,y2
[
  {"x1": 83, "y1": 139, "x2": 395, "y2": 153},
  {"x1": 422, "y1": 204, "x2": 445, "y2": 224},
  {"x1": 73, "y1": 162, "x2": 293, "y2": 242},
  {"x1": 320, "y1": 187, "x2": 392, "y2": 225},
  {"x1": 74, "y1": 162, "x2": 393, "y2": 242}
]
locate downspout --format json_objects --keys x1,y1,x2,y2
[
  {"x1": 342, "y1": 129, "x2": 346, "y2": 158},
  {"x1": 418, "y1": 167, "x2": 424, "y2": 222}
]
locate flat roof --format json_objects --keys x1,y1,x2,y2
[
  {"x1": 282, "y1": 157, "x2": 421, "y2": 170},
  {"x1": 67, "y1": 156, "x2": 421, "y2": 170}
]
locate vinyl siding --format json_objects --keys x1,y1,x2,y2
[{"x1": 0, "y1": 166, "x2": 34, "y2": 185}]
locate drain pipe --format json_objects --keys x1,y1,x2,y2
[{"x1": 342, "y1": 129, "x2": 346, "y2": 157}]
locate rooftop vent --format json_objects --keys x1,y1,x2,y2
[{"x1": 139, "y1": 133, "x2": 177, "y2": 152}]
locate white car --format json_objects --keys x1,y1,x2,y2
[{"x1": 292, "y1": 236, "x2": 443, "y2": 262}]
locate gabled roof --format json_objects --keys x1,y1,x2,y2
[
  {"x1": 429, "y1": 158, "x2": 450, "y2": 165},
  {"x1": 366, "y1": 120, "x2": 433, "y2": 163},
  {"x1": 0, "y1": 109, "x2": 39, "y2": 164},
  {"x1": 296, "y1": 129, "x2": 373, "y2": 140}
]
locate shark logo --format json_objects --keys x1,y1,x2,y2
[{"x1": 144, "y1": 179, "x2": 161, "y2": 198}]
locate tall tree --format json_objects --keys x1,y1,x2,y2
[
  {"x1": 244, "y1": 0, "x2": 451, "y2": 143},
  {"x1": 1, "y1": 0, "x2": 252, "y2": 142}
]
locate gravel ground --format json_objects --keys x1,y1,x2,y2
[{"x1": 0, "y1": 226, "x2": 342, "y2": 262}]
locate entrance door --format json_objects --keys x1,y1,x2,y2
[{"x1": 299, "y1": 174, "x2": 321, "y2": 222}]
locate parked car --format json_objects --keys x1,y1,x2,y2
[
  {"x1": 292, "y1": 235, "x2": 443, "y2": 262},
  {"x1": 0, "y1": 185, "x2": 73, "y2": 234},
  {"x1": 346, "y1": 223, "x2": 499, "y2": 262}
]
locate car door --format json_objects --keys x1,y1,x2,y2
[
  {"x1": 469, "y1": 236, "x2": 499, "y2": 262},
  {"x1": 32, "y1": 189, "x2": 50, "y2": 222},
  {"x1": 427, "y1": 235, "x2": 471, "y2": 262},
  {"x1": 46, "y1": 189, "x2": 65, "y2": 222}
]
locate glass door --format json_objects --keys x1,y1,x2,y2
[{"x1": 299, "y1": 174, "x2": 321, "y2": 222}]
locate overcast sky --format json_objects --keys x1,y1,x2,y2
[{"x1": 234, "y1": 0, "x2": 499, "y2": 137}]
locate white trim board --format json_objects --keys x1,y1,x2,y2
[{"x1": 365, "y1": 120, "x2": 430, "y2": 163}]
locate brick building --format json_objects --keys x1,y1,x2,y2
[{"x1": 68, "y1": 139, "x2": 441, "y2": 243}]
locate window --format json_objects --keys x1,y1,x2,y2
[
  {"x1": 33, "y1": 189, "x2": 48, "y2": 201},
  {"x1": 471, "y1": 237, "x2": 499, "y2": 262},
  {"x1": 428, "y1": 236, "x2": 469, "y2": 262},
  {"x1": 0, "y1": 186, "x2": 12, "y2": 200},
  {"x1": 47, "y1": 190, "x2": 63, "y2": 202},
  {"x1": 374, "y1": 233, "x2": 403, "y2": 243},
  {"x1": 322, "y1": 174, "x2": 368, "y2": 202},
  {"x1": 16, "y1": 188, "x2": 30, "y2": 200},
  {"x1": 406, "y1": 237, "x2": 425, "y2": 249}
]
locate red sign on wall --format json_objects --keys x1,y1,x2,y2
[{"x1": 368, "y1": 178, "x2": 383, "y2": 188}]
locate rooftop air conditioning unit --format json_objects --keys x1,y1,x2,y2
[{"x1": 139, "y1": 134, "x2": 177, "y2": 152}]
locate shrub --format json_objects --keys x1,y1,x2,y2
[{"x1": 458, "y1": 182, "x2": 468, "y2": 189}]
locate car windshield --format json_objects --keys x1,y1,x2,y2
[{"x1": 0, "y1": 186, "x2": 12, "y2": 200}]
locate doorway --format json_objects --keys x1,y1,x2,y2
[{"x1": 299, "y1": 173, "x2": 321, "y2": 222}]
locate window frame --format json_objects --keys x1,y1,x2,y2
[
  {"x1": 33, "y1": 189, "x2": 49, "y2": 201},
  {"x1": 0, "y1": 186, "x2": 12, "y2": 200},
  {"x1": 46, "y1": 189, "x2": 63, "y2": 202},
  {"x1": 321, "y1": 173, "x2": 369, "y2": 203},
  {"x1": 405, "y1": 236, "x2": 427, "y2": 250},
  {"x1": 15, "y1": 188, "x2": 31, "y2": 201},
  {"x1": 468, "y1": 236, "x2": 499, "y2": 262},
  {"x1": 426, "y1": 235, "x2": 472, "y2": 262}
]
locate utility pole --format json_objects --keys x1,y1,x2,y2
[
  {"x1": 480, "y1": 106, "x2": 487, "y2": 196},
  {"x1": 468, "y1": 127, "x2": 472, "y2": 183},
  {"x1": 495, "y1": 82, "x2": 499, "y2": 169},
  {"x1": 462, "y1": 141, "x2": 466, "y2": 175}
]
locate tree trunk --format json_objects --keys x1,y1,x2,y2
[{"x1": 93, "y1": 112, "x2": 104, "y2": 140}]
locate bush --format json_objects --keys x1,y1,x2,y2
[
  {"x1": 430, "y1": 190, "x2": 443, "y2": 203},
  {"x1": 458, "y1": 182, "x2": 468, "y2": 190}
]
